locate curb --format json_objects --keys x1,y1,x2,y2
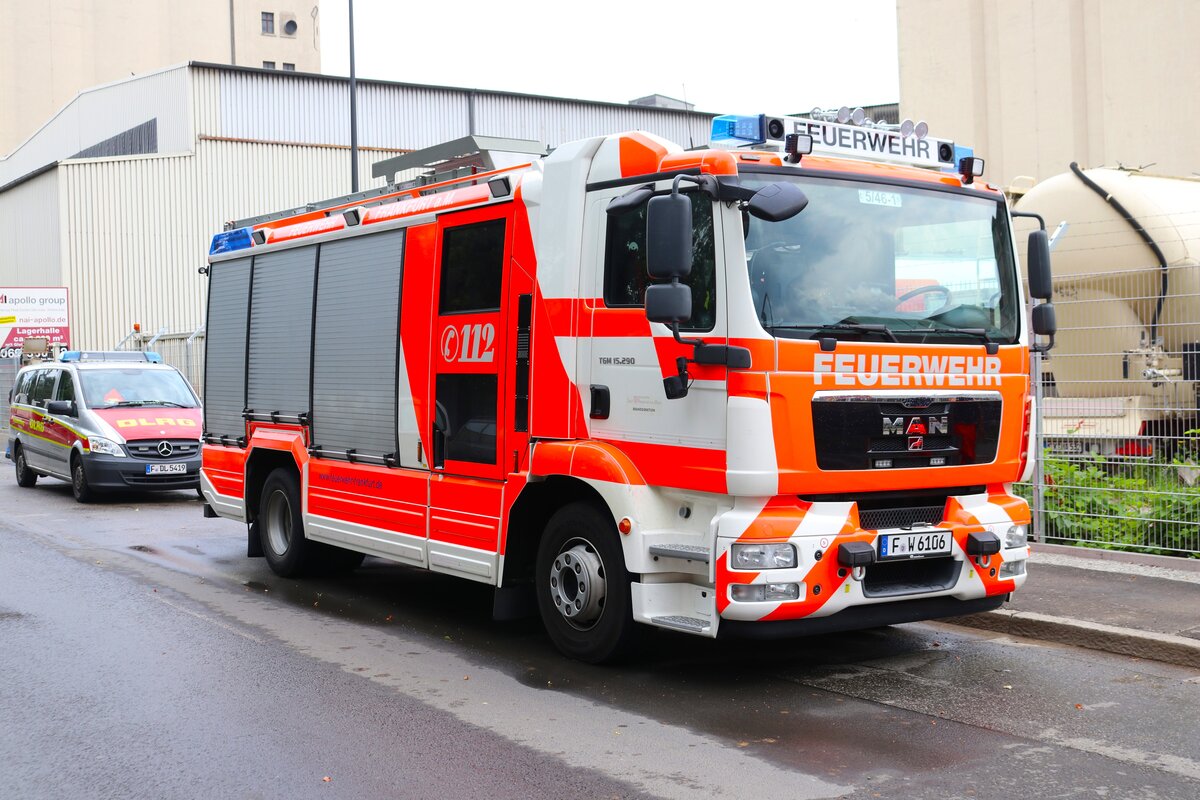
[{"x1": 945, "y1": 609, "x2": 1200, "y2": 671}]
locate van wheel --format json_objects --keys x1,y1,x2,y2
[
  {"x1": 535, "y1": 502, "x2": 636, "y2": 664},
  {"x1": 14, "y1": 444, "x2": 37, "y2": 487},
  {"x1": 258, "y1": 468, "x2": 318, "y2": 578},
  {"x1": 71, "y1": 455, "x2": 94, "y2": 503}
]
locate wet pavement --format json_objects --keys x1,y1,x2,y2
[{"x1": 2, "y1": 469, "x2": 1199, "y2": 798}]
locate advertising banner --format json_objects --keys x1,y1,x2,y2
[{"x1": 0, "y1": 287, "x2": 70, "y2": 359}]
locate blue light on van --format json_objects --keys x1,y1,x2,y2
[
  {"x1": 711, "y1": 114, "x2": 766, "y2": 146},
  {"x1": 209, "y1": 226, "x2": 254, "y2": 255}
]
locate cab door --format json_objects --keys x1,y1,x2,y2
[
  {"x1": 44, "y1": 368, "x2": 79, "y2": 476},
  {"x1": 426, "y1": 204, "x2": 512, "y2": 583}
]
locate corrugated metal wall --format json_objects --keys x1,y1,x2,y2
[
  {"x1": 0, "y1": 65, "x2": 192, "y2": 186},
  {"x1": 59, "y1": 140, "x2": 405, "y2": 349},
  {"x1": 0, "y1": 168, "x2": 63, "y2": 287},
  {"x1": 196, "y1": 66, "x2": 713, "y2": 151}
]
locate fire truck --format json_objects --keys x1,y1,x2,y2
[{"x1": 200, "y1": 109, "x2": 1056, "y2": 662}]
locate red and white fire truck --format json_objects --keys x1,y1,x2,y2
[{"x1": 200, "y1": 110, "x2": 1056, "y2": 662}]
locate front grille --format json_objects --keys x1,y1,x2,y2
[
  {"x1": 862, "y1": 557, "x2": 960, "y2": 598},
  {"x1": 859, "y1": 505, "x2": 946, "y2": 530},
  {"x1": 869, "y1": 436, "x2": 953, "y2": 453},
  {"x1": 126, "y1": 439, "x2": 200, "y2": 459}
]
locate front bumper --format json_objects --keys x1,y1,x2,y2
[
  {"x1": 82, "y1": 452, "x2": 201, "y2": 491},
  {"x1": 715, "y1": 494, "x2": 1030, "y2": 624}
]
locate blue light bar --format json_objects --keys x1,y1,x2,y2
[
  {"x1": 209, "y1": 226, "x2": 254, "y2": 255},
  {"x1": 711, "y1": 114, "x2": 766, "y2": 146},
  {"x1": 60, "y1": 351, "x2": 160, "y2": 362}
]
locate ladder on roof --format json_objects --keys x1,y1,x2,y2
[{"x1": 226, "y1": 135, "x2": 547, "y2": 230}]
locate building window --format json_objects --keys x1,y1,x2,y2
[
  {"x1": 262, "y1": 61, "x2": 276, "y2": 69},
  {"x1": 261, "y1": 12, "x2": 275, "y2": 34},
  {"x1": 283, "y1": 63, "x2": 295, "y2": 71},
  {"x1": 283, "y1": 19, "x2": 298, "y2": 36}
]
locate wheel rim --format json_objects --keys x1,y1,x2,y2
[
  {"x1": 548, "y1": 538, "x2": 607, "y2": 630},
  {"x1": 265, "y1": 489, "x2": 292, "y2": 556},
  {"x1": 72, "y1": 463, "x2": 84, "y2": 493},
  {"x1": 16, "y1": 450, "x2": 26, "y2": 474}
]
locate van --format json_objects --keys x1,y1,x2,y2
[{"x1": 7, "y1": 352, "x2": 202, "y2": 502}]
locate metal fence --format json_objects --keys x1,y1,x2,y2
[
  {"x1": 1022, "y1": 263, "x2": 1200, "y2": 557},
  {"x1": 129, "y1": 326, "x2": 207, "y2": 398},
  {"x1": 0, "y1": 357, "x2": 17, "y2": 444}
]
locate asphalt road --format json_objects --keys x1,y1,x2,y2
[{"x1": 2, "y1": 468, "x2": 1199, "y2": 799}]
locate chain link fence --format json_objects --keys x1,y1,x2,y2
[{"x1": 1023, "y1": 263, "x2": 1200, "y2": 557}]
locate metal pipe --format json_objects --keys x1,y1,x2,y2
[{"x1": 348, "y1": 0, "x2": 359, "y2": 193}]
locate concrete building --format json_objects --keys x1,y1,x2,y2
[
  {"x1": 897, "y1": 0, "x2": 1200, "y2": 187},
  {"x1": 0, "y1": 62, "x2": 714, "y2": 365},
  {"x1": 0, "y1": 1, "x2": 321, "y2": 155}
]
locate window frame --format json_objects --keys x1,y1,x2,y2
[
  {"x1": 261, "y1": 11, "x2": 275, "y2": 35},
  {"x1": 601, "y1": 188, "x2": 719, "y2": 333},
  {"x1": 437, "y1": 218, "x2": 507, "y2": 316}
]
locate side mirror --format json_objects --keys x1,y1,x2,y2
[
  {"x1": 1032, "y1": 302, "x2": 1056, "y2": 337},
  {"x1": 646, "y1": 193, "x2": 692, "y2": 280},
  {"x1": 46, "y1": 400, "x2": 76, "y2": 417},
  {"x1": 1027, "y1": 229, "x2": 1052, "y2": 300},
  {"x1": 748, "y1": 182, "x2": 808, "y2": 222},
  {"x1": 645, "y1": 283, "x2": 692, "y2": 325}
]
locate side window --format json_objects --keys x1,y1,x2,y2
[
  {"x1": 12, "y1": 370, "x2": 33, "y2": 404},
  {"x1": 439, "y1": 219, "x2": 505, "y2": 314},
  {"x1": 54, "y1": 371, "x2": 76, "y2": 403},
  {"x1": 436, "y1": 374, "x2": 497, "y2": 464},
  {"x1": 29, "y1": 370, "x2": 56, "y2": 407},
  {"x1": 603, "y1": 193, "x2": 717, "y2": 331}
]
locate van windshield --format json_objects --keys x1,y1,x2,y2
[
  {"x1": 79, "y1": 369, "x2": 198, "y2": 408},
  {"x1": 741, "y1": 172, "x2": 1020, "y2": 344}
]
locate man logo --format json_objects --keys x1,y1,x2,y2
[
  {"x1": 883, "y1": 415, "x2": 948, "y2": 436},
  {"x1": 908, "y1": 436, "x2": 924, "y2": 451}
]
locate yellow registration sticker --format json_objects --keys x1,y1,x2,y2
[{"x1": 0, "y1": 315, "x2": 16, "y2": 324}]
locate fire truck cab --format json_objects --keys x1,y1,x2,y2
[{"x1": 201, "y1": 112, "x2": 1055, "y2": 662}]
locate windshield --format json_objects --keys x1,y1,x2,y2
[
  {"x1": 741, "y1": 173, "x2": 1020, "y2": 343},
  {"x1": 79, "y1": 368, "x2": 198, "y2": 408}
]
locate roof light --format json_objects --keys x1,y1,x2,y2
[
  {"x1": 784, "y1": 133, "x2": 813, "y2": 163},
  {"x1": 711, "y1": 114, "x2": 767, "y2": 146},
  {"x1": 959, "y1": 155, "x2": 985, "y2": 184},
  {"x1": 209, "y1": 226, "x2": 254, "y2": 255}
]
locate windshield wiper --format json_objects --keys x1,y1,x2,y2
[
  {"x1": 105, "y1": 400, "x2": 190, "y2": 408},
  {"x1": 917, "y1": 326, "x2": 1000, "y2": 353},
  {"x1": 800, "y1": 322, "x2": 900, "y2": 343}
]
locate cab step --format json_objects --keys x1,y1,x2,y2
[
  {"x1": 651, "y1": 615, "x2": 712, "y2": 634},
  {"x1": 648, "y1": 543, "x2": 711, "y2": 563}
]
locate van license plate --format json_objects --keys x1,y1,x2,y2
[
  {"x1": 878, "y1": 530, "x2": 952, "y2": 559},
  {"x1": 147, "y1": 463, "x2": 186, "y2": 475}
]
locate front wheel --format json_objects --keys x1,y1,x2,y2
[
  {"x1": 535, "y1": 502, "x2": 636, "y2": 663},
  {"x1": 14, "y1": 444, "x2": 37, "y2": 487},
  {"x1": 71, "y1": 455, "x2": 94, "y2": 503}
]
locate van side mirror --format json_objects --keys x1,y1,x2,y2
[
  {"x1": 1027, "y1": 229, "x2": 1052, "y2": 300},
  {"x1": 1032, "y1": 303, "x2": 1056, "y2": 337},
  {"x1": 646, "y1": 193, "x2": 693, "y2": 281},
  {"x1": 46, "y1": 399, "x2": 76, "y2": 417}
]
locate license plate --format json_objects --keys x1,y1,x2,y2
[
  {"x1": 878, "y1": 529, "x2": 952, "y2": 559},
  {"x1": 146, "y1": 463, "x2": 187, "y2": 475},
  {"x1": 1050, "y1": 439, "x2": 1084, "y2": 454}
]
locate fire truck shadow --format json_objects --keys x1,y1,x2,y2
[{"x1": 258, "y1": 556, "x2": 938, "y2": 679}]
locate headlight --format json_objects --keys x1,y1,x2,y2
[
  {"x1": 730, "y1": 543, "x2": 796, "y2": 570},
  {"x1": 999, "y1": 560, "x2": 1026, "y2": 578},
  {"x1": 1004, "y1": 524, "x2": 1028, "y2": 549},
  {"x1": 88, "y1": 436, "x2": 126, "y2": 457},
  {"x1": 730, "y1": 582, "x2": 801, "y2": 602}
]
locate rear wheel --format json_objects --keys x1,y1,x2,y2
[
  {"x1": 258, "y1": 468, "x2": 318, "y2": 578},
  {"x1": 535, "y1": 502, "x2": 636, "y2": 663},
  {"x1": 14, "y1": 444, "x2": 37, "y2": 488},
  {"x1": 71, "y1": 455, "x2": 94, "y2": 503}
]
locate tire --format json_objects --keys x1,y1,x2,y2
[
  {"x1": 535, "y1": 502, "x2": 636, "y2": 664},
  {"x1": 258, "y1": 468, "x2": 319, "y2": 578},
  {"x1": 14, "y1": 444, "x2": 37, "y2": 488},
  {"x1": 71, "y1": 455, "x2": 95, "y2": 503}
]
